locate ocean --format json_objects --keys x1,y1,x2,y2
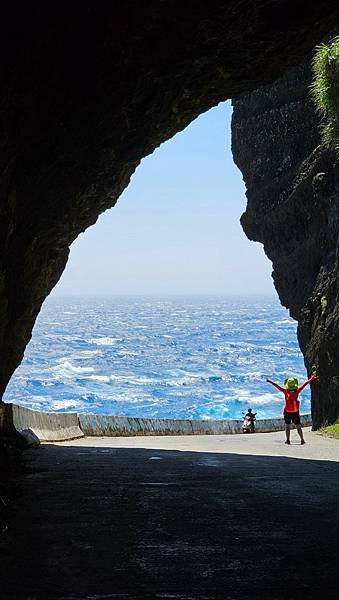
[{"x1": 3, "y1": 295, "x2": 311, "y2": 420}]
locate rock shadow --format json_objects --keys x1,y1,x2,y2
[{"x1": 0, "y1": 443, "x2": 338, "y2": 599}]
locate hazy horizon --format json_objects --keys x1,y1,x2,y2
[{"x1": 51, "y1": 291, "x2": 277, "y2": 298}]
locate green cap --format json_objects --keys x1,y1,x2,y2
[{"x1": 284, "y1": 377, "x2": 299, "y2": 391}]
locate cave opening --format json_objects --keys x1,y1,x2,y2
[
  {"x1": 0, "y1": 0, "x2": 337, "y2": 437},
  {"x1": 3, "y1": 102, "x2": 312, "y2": 420},
  {"x1": 1, "y1": 9, "x2": 339, "y2": 598}
]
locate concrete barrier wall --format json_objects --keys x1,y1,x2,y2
[
  {"x1": 1, "y1": 403, "x2": 312, "y2": 441},
  {"x1": 79, "y1": 413, "x2": 313, "y2": 437},
  {"x1": 255, "y1": 413, "x2": 312, "y2": 431},
  {"x1": 3, "y1": 403, "x2": 84, "y2": 442},
  {"x1": 79, "y1": 414, "x2": 196, "y2": 437}
]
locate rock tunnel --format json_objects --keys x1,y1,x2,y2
[{"x1": 1, "y1": 2, "x2": 339, "y2": 427}]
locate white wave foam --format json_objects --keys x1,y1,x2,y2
[
  {"x1": 244, "y1": 371, "x2": 267, "y2": 381},
  {"x1": 50, "y1": 399, "x2": 84, "y2": 410},
  {"x1": 88, "y1": 337, "x2": 123, "y2": 346},
  {"x1": 71, "y1": 350, "x2": 99, "y2": 360},
  {"x1": 232, "y1": 389, "x2": 280, "y2": 406},
  {"x1": 250, "y1": 393, "x2": 281, "y2": 406},
  {"x1": 86, "y1": 375, "x2": 110, "y2": 383},
  {"x1": 109, "y1": 374, "x2": 156, "y2": 385},
  {"x1": 104, "y1": 371, "x2": 226, "y2": 389},
  {"x1": 274, "y1": 319, "x2": 294, "y2": 325},
  {"x1": 19, "y1": 396, "x2": 48, "y2": 410},
  {"x1": 248, "y1": 319, "x2": 266, "y2": 324},
  {"x1": 54, "y1": 360, "x2": 95, "y2": 378}
]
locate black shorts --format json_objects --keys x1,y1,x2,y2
[{"x1": 284, "y1": 411, "x2": 300, "y2": 425}]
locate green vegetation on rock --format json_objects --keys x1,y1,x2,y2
[
  {"x1": 310, "y1": 37, "x2": 339, "y2": 148},
  {"x1": 319, "y1": 423, "x2": 339, "y2": 439}
]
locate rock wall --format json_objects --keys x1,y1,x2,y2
[{"x1": 232, "y1": 60, "x2": 339, "y2": 428}]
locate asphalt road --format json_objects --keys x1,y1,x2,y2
[{"x1": 1, "y1": 429, "x2": 338, "y2": 599}]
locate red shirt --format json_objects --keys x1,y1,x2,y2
[{"x1": 266, "y1": 376, "x2": 315, "y2": 413}]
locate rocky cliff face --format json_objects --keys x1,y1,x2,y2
[{"x1": 232, "y1": 61, "x2": 339, "y2": 428}]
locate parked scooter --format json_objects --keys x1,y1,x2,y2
[{"x1": 242, "y1": 408, "x2": 257, "y2": 433}]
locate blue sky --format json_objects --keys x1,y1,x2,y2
[{"x1": 54, "y1": 101, "x2": 274, "y2": 296}]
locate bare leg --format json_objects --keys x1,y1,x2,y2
[
  {"x1": 285, "y1": 424, "x2": 291, "y2": 444},
  {"x1": 296, "y1": 424, "x2": 305, "y2": 444}
]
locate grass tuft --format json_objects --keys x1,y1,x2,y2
[
  {"x1": 310, "y1": 37, "x2": 339, "y2": 149},
  {"x1": 319, "y1": 423, "x2": 339, "y2": 439}
]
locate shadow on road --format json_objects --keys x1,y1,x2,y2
[{"x1": 0, "y1": 443, "x2": 338, "y2": 599}]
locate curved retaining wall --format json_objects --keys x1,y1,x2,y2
[
  {"x1": 79, "y1": 413, "x2": 313, "y2": 437},
  {"x1": 1, "y1": 403, "x2": 312, "y2": 441},
  {"x1": 3, "y1": 403, "x2": 84, "y2": 442}
]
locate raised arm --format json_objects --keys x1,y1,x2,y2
[
  {"x1": 297, "y1": 375, "x2": 316, "y2": 394},
  {"x1": 266, "y1": 379, "x2": 285, "y2": 393}
]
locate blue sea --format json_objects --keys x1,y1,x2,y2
[{"x1": 3, "y1": 295, "x2": 311, "y2": 420}]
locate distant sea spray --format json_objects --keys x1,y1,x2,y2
[{"x1": 3, "y1": 295, "x2": 311, "y2": 419}]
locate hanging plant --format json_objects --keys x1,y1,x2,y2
[{"x1": 310, "y1": 37, "x2": 339, "y2": 149}]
